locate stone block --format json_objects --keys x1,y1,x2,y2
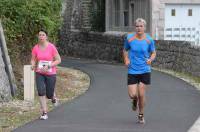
[{"x1": 24, "y1": 65, "x2": 35, "y2": 102}]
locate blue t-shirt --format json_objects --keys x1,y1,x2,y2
[{"x1": 124, "y1": 33, "x2": 156, "y2": 74}]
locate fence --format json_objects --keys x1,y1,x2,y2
[{"x1": 164, "y1": 27, "x2": 200, "y2": 46}]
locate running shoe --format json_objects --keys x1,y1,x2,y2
[
  {"x1": 40, "y1": 112, "x2": 48, "y2": 120},
  {"x1": 138, "y1": 114, "x2": 145, "y2": 124},
  {"x1": 52, "y1": 97, "x2": 59, "y2": 107}
]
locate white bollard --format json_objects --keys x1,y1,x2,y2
[{"x1": 24, "y1": 65, "x2": 35, "y2": 102}]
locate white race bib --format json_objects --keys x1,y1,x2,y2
[{"x1": 38, "y1": 60, "x2": 52, "y2": 72}]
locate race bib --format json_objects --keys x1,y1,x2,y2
[{"x1": 38, "y1": 60, "x2": 52, "y2": 72}]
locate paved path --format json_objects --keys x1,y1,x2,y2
[{"x1": 14, "y1": 58, "x2": 200, "y2": 132}]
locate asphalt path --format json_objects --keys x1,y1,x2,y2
[{"x1": 13, "y1": 58, "x2": 200, "y2": 132}]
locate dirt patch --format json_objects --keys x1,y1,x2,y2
[{"x1": 0, "y1": 67, "x2": 90, "y2": 132}]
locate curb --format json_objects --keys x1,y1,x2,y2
[{"x1": 188, "y1": 117, "x2": 200, "y2": 132}]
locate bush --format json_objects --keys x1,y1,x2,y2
[
  {"x1": 0, "y1": 0, "x2": 62, "y2": 94},
  {"x1": 0, "y1": 0, "x2": 62, "y2": 55}
]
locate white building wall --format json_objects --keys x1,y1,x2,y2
[
  {"x1": 151, "y1": 0, "x2": 200, "y2": 40},
  {"x1": 151, "y1": 0, "x2": 162, "y2": 40},
  {"x1": 165, "y1": 4, "x2": 200, "y2": 28}
]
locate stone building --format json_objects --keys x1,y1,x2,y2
[
  {"x1": 61, "y1": 0, "x2": 93, "y2": 32},
  {"x1": 106, "y1": 0, "x2": 200, "y2": 44},
  {"x1": 63, "y1": 0, "x2": 200, "y2": 43},
  {"x1": 152, "y1": 0, "x2": 200, "y2": 41},
  {"x1": 60, "y1": 0, "x2": 200, "y2": 78},
  {"x1": 106, "y1": 0, "x2": 151, "y2": 32}
]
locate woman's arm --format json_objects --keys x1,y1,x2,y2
[
  {"x1": 51, "y1": 53, "x2": 61, "y2": 67},
  {"x1": 31, "y1": 55, "x2": 37, "y2": 70}
]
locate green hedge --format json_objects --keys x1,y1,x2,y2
[{"x1": 0, "y1": 0, "x2": 62, "y2": 64}]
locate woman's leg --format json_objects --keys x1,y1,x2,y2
[
  {"x1": 46, "y1": 75, "x2": 58, "y2": 106},
  {"x1": 39, "y1": 96, "x2": 47, "y2": 113},
  {"x1": 35, "y1": 73, "x2": 48, "y2": 119},
  {"x1": 45, "y1": 75, "x2": 56, "y2": 99}
]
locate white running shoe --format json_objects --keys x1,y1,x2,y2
[
  {"x1": 52, "y1": 98, "x2": 59, "y2": 107},
  {"x1": 138, "y1": 114, "x2": 145, "y2": 124},
  {"x1": 40, "y1": 112, "x2": 48, "y2": 120}
]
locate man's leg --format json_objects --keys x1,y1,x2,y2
[
  {"x1": 138, "y1": 82, "x2": 147, "y2": 114},
  {"x1": 128, "y1": 84, "x2": 138, "y2": 98},
  {"x1": 137, "y1": 82, "x2": 147, "y2": 123},
  {"x1": 128, "y1": 84, "x2": 138, "y2": 111}
]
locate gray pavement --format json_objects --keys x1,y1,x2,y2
[{"x1": 13, "y1": 58, "x2": 200, "y2": 132}]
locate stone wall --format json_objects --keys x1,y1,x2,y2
[
  {"x1": 81, "y1": 0, "x2": 92, "y2": 30},
  {"x1": 59, "y1": 31, "x2": 200, "y2": 77},
  {"x1": 59, "y1": 30, "x2": 125, "y2": 62},
  {"x1": 155, "y1": 40, "x2": 200, "y2": 77},
  {"x1": 59, "y1": 0, "x2": 92, "y2": 51},
  {"x1": 61, "y1": 0, "x2": 91, "y2": 32}
]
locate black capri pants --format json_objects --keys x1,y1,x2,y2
[{"x1": 36, "y1": 73, "x2": 56, "y2": 99}]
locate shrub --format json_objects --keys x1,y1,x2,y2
[
  {"x1": 0, "y1": 0, "x2": 62, "y2": 95},
  {"x1": 0, "y1": 0, "x2": 62, "y2": 56}
]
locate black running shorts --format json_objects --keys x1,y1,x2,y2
[
  {"x1": 36, "y1": 73, "x2": 56, "y2": 99},
  {"x1": 128, "y1": 73, "x2": 151, "y2": 85}
]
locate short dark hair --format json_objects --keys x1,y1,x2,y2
[{"x1": 39, "y1": 29, "x2": 48, "y2": 36}]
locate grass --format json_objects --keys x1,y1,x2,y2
[
  {"x1": 0, "y1": 67, "x2": 90, "y2": 132},
  {"x1": 153, "y1": 67, "x2": 200, "y2": 90}
]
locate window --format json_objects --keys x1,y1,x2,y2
[
  {"x1": 131, "y1": 3, "x2": 134, "y2": 26},
  {"x1": 124, "y1": 12, "x2": 129, "y2": 26},
  {"x1": 171, "y1": 9, "x2": 176, "y2": 16},
  {"x1": 114, "y1": 0, "x2": 120, "y2": 26},
  {"x1": 93, "y1": 1, "x2": 98, "y2": 11},
  {"x1": 188, "y1": 9, "x2": 192, "y2": 16},
  {"x1": 123, "y1": 0, "x2": 129, "y2": 26}
]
